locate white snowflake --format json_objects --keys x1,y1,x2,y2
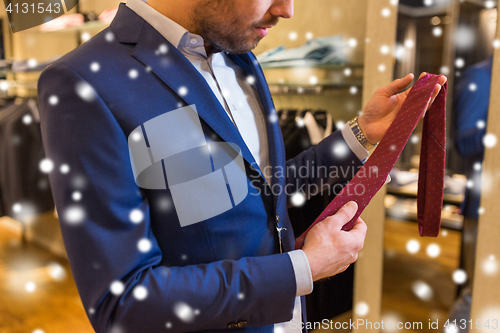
[
  {"x1": 48, "y1": 95, "x2": 59, "y2": 105},
  {"x1": 75, "y1": 81, "x2": 97, "y2": 102},
  {"x1": 28, "y1": 58, "x2": 38, "y2": 68},
  {"x1": 333, "y1": 143, "x2": 348, "y2": 157},
  {"x1": 268, "y1": 113, "x2": 278, "y2": 123},
  {"x1": 60, "y1": 164, "x2": 70, "y2": 174},
  {"x1": 452, "y1": 269, "x2": 467, "y2": 284},
  {"x1": 12, "y1": 203, "x2": 22, "y2": 213},
  {"x1": 129, "y1": 209, "x2": 144, "y2": 224},
  {"x1": 25, "y1": 281, "x2": 36, "y2": 293},
  {"x1": 440, "y1": 66, "x2": 450, "y2": 75},
  {"x1": 129, "y1": 69, "x2": 139, "y2": 80},
  {"x1": 291, "y1": 192, "x2": 306, "y2": 207},
  {"x1": 110, "y1": 281, "x2": 125, "y2": 295},
  {"x1": 355, "y1": 302, "x2": 369, "y2": 316},
  {"x1": 48, "y1": 262, "x2": 67, "y2": 281},
  {"x1": 246, "y1": 75, "x2": 256, "y2": 85},
  {"x1": 406, "y1": 239, "x2": 420, "y2": 254},
  {"x1": 64, "y1": 205, "x2": 86, "y2": 225},
  {"x1": 133, "y1": 285, "x2": 148, "y2": 300},
  {"x1": 412, "y1": 280, "x2": 433, "y2": 301},
  {"x1": 80, "y1": 32, "x2": 91, "y2": 42},
  {"x1": 432, "y1": 27, "x2": 443, "y2": 37},
  {"x1": 174, "y1": 302, "x2": 195, "y2": 323},
  {"x1": 426, "y1": 243, "x2": 440, "y2": 258},
  {"x1": 483, "y1": 133, "x2": 497, "y2": 148},
  {"x1": 309, "y1": 76, "x2": 318, "y2": 85},
  {"x1": 137, "y1": 238, "x2": 152, "y2": 253},
  {"x1": 22, "y1": 114, "x2": 33, "y2": 125},
  {"x1": 105, "y1": 31, "x2": 115, "y2": 42},
  {"x1": 90, "y1": 62, "x2": 100, "y2": 72},
  {"x1": 39, "y1": 158, "x2": 54, "y2": 173},
  {"x1": 178, "y1": 86, "x2": 188, "y2": 96},
  {"x1": 158, "y1": 44, "x2": 169, "y2": 54},
  {"x1": 0, "y1": 80, "x2": 9, "y2": 91},
  {"x1": 483, "y1": 255, "x2": 498, "y2": 275},
  {"x1": 72, "y1": 191, "x2": 82, "y2": 201}
]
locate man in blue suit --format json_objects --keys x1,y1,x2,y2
[{"x1": 37, "y1": 0, "x2": 446, "y2": 332}]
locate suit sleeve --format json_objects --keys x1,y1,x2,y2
[
  {"x1": 453, "y1": 67, "x2": 490, "y2": 157},
  {"x1": 38, "y1": 63, "x2": 296, "y2": 333},
  {"x1": 285, "y1": 128, "x2": 363, "y2": 201}
]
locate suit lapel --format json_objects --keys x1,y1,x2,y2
[{"x1": 111, "y1": 4, "x2": 283, "y2": 202}]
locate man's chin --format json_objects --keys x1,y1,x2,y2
[{"x1": 224, "y1": 37, "x2": 263, "y2": 54}]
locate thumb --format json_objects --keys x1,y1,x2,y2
[
  {"x1": 380, "y1": 73, "x2": 414, "y2": 96},
  {"x1": 329, "y1": 201, "x2": 358, "y2": 229}
]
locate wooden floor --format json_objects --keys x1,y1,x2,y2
[
  {"x1": 313, "y1": 218, "x2": 462, "y2": 333},
  {"x1": 0, "y1": 218, "x2": 94, "y2": 333},
  {"x1": 0, "y1": 217, "x2": 462, "y2": 333},
  {"x1": 380, "y1": 218, "x2": 461, "y2": 333}
]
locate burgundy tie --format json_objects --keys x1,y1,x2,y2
[{"x1": 295, "y1": 73, "x2": 447, "y2": 249}]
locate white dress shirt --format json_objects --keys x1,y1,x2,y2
[{"x1": 125, "y1": 0, "x2": 369, "y2": 330}]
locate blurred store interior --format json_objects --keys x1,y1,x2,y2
[{"x1": 0, "y1": 0, "x2": 499, "y2": 332}]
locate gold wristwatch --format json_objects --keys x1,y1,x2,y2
[{"x1": 348, "y1": 116, "x2": 377, "y2": 150}]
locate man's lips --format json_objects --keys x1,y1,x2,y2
[{"x1": 255, "y1": 27, "x2": 270, "y2": 37}]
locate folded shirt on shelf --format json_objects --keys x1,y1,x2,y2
[
  {"x1": 257, "y1": 35, "x2": 353, "y2": 67},
  {"x1": 388, "y1": 168, "x2": 467, "y2": 196},
  {"x1": 99, "y1": 7, "x2": 119, "y2": 24},
  {"x1": 389, "y1": 168, "x2": 419, "y2": 187},
  {"x1": 39, "y1": 13, "x2": 84, "y2": 32},
  {"x1": 10, "y1": 56, "x2": 60, "y2": 73}
]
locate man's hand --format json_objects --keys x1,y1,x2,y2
[
  {"x1": 302, "y1": 201, "x2": 367, "y2": 281},
  {"x1": 358, "y1": 72, "x2": 448, "y2": 144}
]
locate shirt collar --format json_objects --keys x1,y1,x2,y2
[{"x1": 126, "y1": 0, "x2": 205, "y2": 52}]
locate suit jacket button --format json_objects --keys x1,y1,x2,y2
[
  {"x1": 237, "y1": 320, "x2": 248, "y2": 328},
  {"x1": 227, "y1": 322, "x2": 238, "y2": 329}
]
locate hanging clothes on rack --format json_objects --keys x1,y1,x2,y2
[
  {"x1": 0, "y1": 97, "x2": 54, "y2": 219},
  {"x1": 277, "y1": 108, "x2": 354, "y2": 322}
]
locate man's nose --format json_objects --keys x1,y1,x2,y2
[{"x1": 269, "y1": 0, "x2": 294, "y2": 19}]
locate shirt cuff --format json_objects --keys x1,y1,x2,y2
[
  {"x1": 341, "y1": 122, "x2": 370, "y2": 163},
  {"x1": 287, "y1": 250, "x2": 314, "y2": 296},
  {"x1": 341, "y1": 123, "x2": 392, "y2": 184}
]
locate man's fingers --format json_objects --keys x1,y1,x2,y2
[
  {"x1": 349, "y1": 217, "x2": 367, "y2": 236},
  {"x1": 325, "y1": 201, "x2": 358, "y2": 229},
  {"x1": 438, "y1": 75, "x2": 448, "y2": 86},
  {"x1": 424, "y1": 83, "x2": 442, "y2": 113},
  {"x1": 381, "y1": 73, "x2": 414, "y2": 96}
]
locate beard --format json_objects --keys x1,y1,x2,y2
[{"x1": 192, "y1": 0, "x2": 279, "y2": 54}]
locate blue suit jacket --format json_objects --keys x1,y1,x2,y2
[{"x1": 38, "y1": 4, "x2": 362, "y2": 332}]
